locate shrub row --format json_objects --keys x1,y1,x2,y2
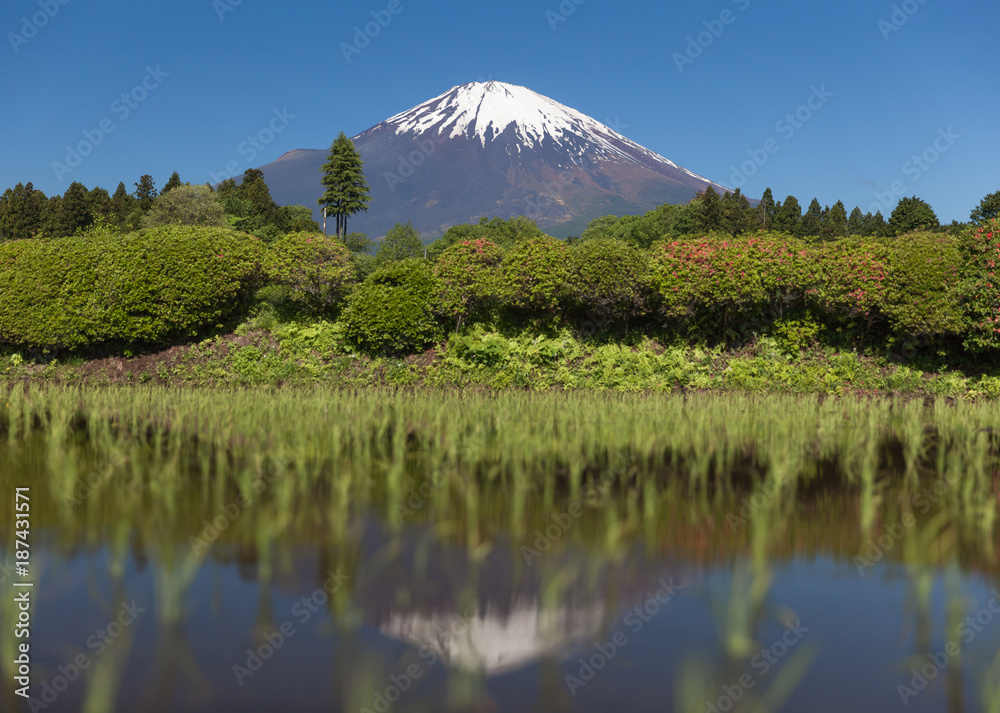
[
  {"x1": 2, "y1": 222, "x2": 997, "y2": 358},
  {"x1": 0, "y1": 226, "x2": 262, "y2": 351}
]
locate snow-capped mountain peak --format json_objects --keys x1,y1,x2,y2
[
  {"x1": 381, "y1": 81, "x2": 707, "y2": 182},
  {"x1": 254, "y1": 81, "x2": 728, "y2": 238}
]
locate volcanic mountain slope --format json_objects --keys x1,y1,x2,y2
[{"x1": 256, "y1": 81, "x2": 728, "y2": 238}]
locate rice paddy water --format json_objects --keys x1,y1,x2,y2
[{"x1": 1, "y1": 386, "x2": 999, "y2": 712}]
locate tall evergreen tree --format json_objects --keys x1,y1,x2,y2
[
  {"x1": 58, "y1": 182, "x2": 93, "y2": 236},
  {"x1": 89, "y1": 187, "x2": 113, "y2": 223},
  {"x1": 970, "y1": 190, "x2": 1000, "y2": 226},
  {"x1": 863, "y1": 211, "x2": 889, "y2": 237},
  {"x1": 696, "y1": 185, "x2": 723, "y2": 233},
  {"x1": 240, "y1": 169, "x2": 281, "y2": 225},
  {"x1": 823, "y1": 200, "x2": 848, "y2": 239},
  {"x1": 775, "y1": 195, "x2": 802, "y2": 235},
  {"x1": 888, "y1": 196, "x2": 939, "y2": 235},
  {"x1": 134, "y1": 175, "x2": 158, "y2": 212},
  {"x1": 723, "y1": 188, "x2": 752, "y2": 236},
  {"x1": 111, "y1": 182, "x2": 137, "y2": 230},
  {"x1": 162, "y1": 171, "x2": 183, "y2": 194},
  {"x1": 318, "y1": 132, "x2": 371, "y2": 238},
  {"x1": 846, "y1": 206, "x2": 865, "y2": 236},
  {"x1": 800, "y1": 198, "x2": 823, "y2": 237},
  {"x1": 757, "y1": 187, "x2": 776, "y2": 230},
  {"x1": 0, "y1": 182, "x2": 46, "y2": 240}
]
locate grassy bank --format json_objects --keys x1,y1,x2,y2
[{"x1": 5, "y1": 324, "x2": 1000, "y2": 398}]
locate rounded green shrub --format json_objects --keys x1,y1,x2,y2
[
  {"x1": 0, "y1": 226, "x2": 262, "y2": 351},
  {"x1": 496, "y1": 236, "x2": 571, "y2": 316},
  {"x1": 264, "y1": 231, "x2": 355, "y2": 316},
  {"x1": 566, "y1": 237, "x2": 654, "y2": 323},
  {"x1": 341, "y1": 258, "x2": 441, "y2": 356},
  {"x1": 433, "y1": 238, "x2": 504, "y2": 329},
  {"x1": 883, "y1": 232, "x2": 963, "y2": 338}
]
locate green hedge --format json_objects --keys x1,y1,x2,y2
[
  {"x1": 959, "y1": 217, "x2": 1000, "y2": 352},
  {"x1": 341, "y1": 258, "x2": 441, "y2": 356},
  {"x1": 0, "y1": 226, "x2": 262, "y2": 351},
  {"x1": 264, "y1": 231, "x2": 355, "y2": 316},
  {"x1": 566, "y1": 237, "x2": 655, "y2": 325},
  {"x1": 433, "y1": 238, "x2": 504, "y2": 329}
]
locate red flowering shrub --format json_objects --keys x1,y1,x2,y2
[
  {"x1": 958, "y1": 217, "x2": 1000, "y2": 352},
  {"x1": 807, "y1": 239, "x2": 888, "y2": 324},
  {"x1": 650, "y1": 233, "x2": 811, "y2": 332}
]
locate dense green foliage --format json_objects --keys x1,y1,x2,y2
[
  {"x1": 433, "y1": 238, "x2": 504, "y2": 329},
  {"x1": 375, "y1": 220, "x2": 423, "y2": 265},
  {"x1": 341, "y1": 258, "x2": 440, "y2": 356},
  {"x1": 142, "y1": 184, "x2": 227, "y2": 228},
  {"x1": 264, "y1": 232, "x2": 355, "y2": 315},
  {"x1": 0, "y1": 226, "x2": 261, "y2": 351},
  {"x1": 958, "y1": 217, "x2": 1000, "y2": 353}
]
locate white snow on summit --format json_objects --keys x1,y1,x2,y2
[{"x1": 382, "y1": 81, "x2": 710, "y2": 183}]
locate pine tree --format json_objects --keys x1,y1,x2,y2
[
  {"x1": 723, "y1": 188, "x2": 752, "y2": 236},
  {"x1": 240, "y1": 169, "x2": 280, "y2": 224},
  {"x1": 0, "y1": 182, "x2": 46, "y2": 240},
  {"x1": 162, "y1": 171, "x2": 183, "y2": 194},
  {"x1": 111, "y1": 182, "x2": 137, "y2": 229},
  {"x1": 823, "y1": 200, "x2": 848, "y2": 239},
  {"x1": 318, "y1": 132, "x2": 371, "y2": 238},
  {"x1": 847, "y1": 207, "x2": 865, "y2": 235},
  {"x1": 58, "y1": 182, "x2": 93, "y2": 236},
  {"x1": 970, "y1": 190, "x2": 1000, "y2": 226},
  {"x1": 134, "y1": 175, "x2": 158, "y2": 212},
  {"x1": 889, "y1": 196, "x2": 939, "y2": 235},
  {"x1": 757, "y1": 187, "x2": 776, "y2": 230},
  {"x1": 696, "y1": 185, "x2": 723, "y2": 233},
  {"x1": 775, "y1": 196, "x2": 802, "y2": 235},
  {"x1": 800, "y1": 198, "x2": 823, "y2": 237}
]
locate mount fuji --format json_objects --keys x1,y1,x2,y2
[{"x1": 255, "y1": 81, "x2": 728, "y2": 238}]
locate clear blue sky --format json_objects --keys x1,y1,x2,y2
[{"x1": 2, "y1": 0, "x2": 997, "y2": 223}]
